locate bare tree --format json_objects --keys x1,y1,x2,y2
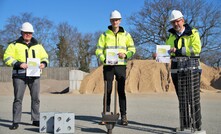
[
  {"x1": 128, "y1": 0, "x2": 221, "y2": 67},
  {"x1": 55, "y1": 22, "x2": 80, "y2": 67},
  {"x1": 0, "y1": 12, "x2": 54, "y2": 66},
  {"x1": 57, "y1": 36, "x2": 70, "y2": 67},
  {"x1": 92, "y1": 31, "x2": 103, "y2": 67},
  {"x1": 77, "y1": 33, "x2": 93, "y2": 72}
]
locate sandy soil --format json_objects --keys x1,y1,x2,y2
[{"x1": 0, "y1": 60, "x2": 220, "y2": 96}]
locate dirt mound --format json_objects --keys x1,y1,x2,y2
[
  {"x1": 79, "y1": 60, "x2": 221, "y2": 94},
  {"x1": 200, "y1": 63, "x2": 221, "y2": 91},
  {"x1": 1, "y1": 60, "x2": 220, "y2": 95}
]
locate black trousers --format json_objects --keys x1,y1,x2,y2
[{"x1": 103, "y1": 65, "x2": 127, "y2": 115}]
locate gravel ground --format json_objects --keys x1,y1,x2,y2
[{"x1": 0, "y1": 92, "x2": 220, "y2": 134}]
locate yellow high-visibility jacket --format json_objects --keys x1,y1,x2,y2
[
  {"x1": 166, "y1": 24, "x2": 201, "y2": 57},
  {"x1": 3, "y1": 37, "x2": 49, "y2": 78},
  {"x1": 96, "y1": 26, "x2": 136, "y2": 65}
]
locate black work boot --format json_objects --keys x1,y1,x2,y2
[
  {"x1": 9, "y1": 123, "x2": 19, "y2": 130},
  {"x1": 99, "y1": 105, "x2": 111, "y2": 125},
  {"x1": 120, "y1": 115, "x2": 128, "y2": 126},
  {"x1": 32, "y1": 121, "x2": 39, "y2": 126}
]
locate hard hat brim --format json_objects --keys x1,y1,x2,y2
[
  {"x1": 170, "y1": 17, "x2": 183, "y2": 22},
  {"x1": 110, "y1": 18, "x2": 121, "y2": 19}
]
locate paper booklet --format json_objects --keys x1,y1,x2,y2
[
  {"x1": 156, "y1": 45, "x2": 171, "y2": 63},
  {"x1": 106, "y1": 49, "x2": 119, "y2": 65},
  {"x1": 26, "y1": 58, "x2": 40, "y2": 76}
]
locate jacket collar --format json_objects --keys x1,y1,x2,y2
[
  {"x1": 108, "y1": 25, "x2": 125, "y2": 33},
  {"x1": 16, "y1": 36, "x2": 38, "y2": 46},
  {"x1": 168, "y1": 24, "x2": 192, "y2": 36}
]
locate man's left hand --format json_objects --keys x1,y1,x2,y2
[
  {"x1": 118, "y1": 53, "x2": 126, "y2": 59},
  {"x1": 39, "y1": 63, "x2": 45, "y2": 69}
]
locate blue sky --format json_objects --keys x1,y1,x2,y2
[
  {"x1": 1, "y1": 0, "x2": 220, "y2": 34},
  {"x1": 0, "y1": 0, "x2": 145, "y2": 33}
]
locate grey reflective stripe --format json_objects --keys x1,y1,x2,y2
[
  {"x1": 4, "y1": 57, "x2": 17, "y2": 66},
  {"x1": 128, "y1": 46, "x2": 135, "y2": 49},
  {"x1": 171, "y1": 58, "x2": 178, "y2": 62},
  {"x1": 118, "y1": 59, "x2": 126, "y2": 63},
  {"x1": 97, "y1": 53, "x2": 103, "y2": 58},
  {"x1": 11, "y1": 60, "x2": 17, "y2": 66},
  {"x1": 118, "y1": 46, "x2": 127, "y2": 49},
  {"x1": 97, "y1": 46, "x2": 104, "y2": 49},
  {"x1": 171, "y1": 69, "x2": 178, "y2": 73},
  {"x1": 13, "y1": 69, "x2": 26, "y2": 74},
  {"x1": 106, "y1": 46, "x2": 127, "y2": 49},
  {"x1": 125, "y1": 32, "x2": 128, "y2": 36},
  {"x1": 190, "y1": 47, "x2": 195, "y2": 56},
  {"x1": 181, "y1": 47, "x2": 186, "y2": 55},
  {"x1": 4, "y1": 57, "x2": 16, "y2": 63},
  {"x1": 3, "y1": 57, "x2": 11, "y2": 63},
  {"x1": 106, "y1": 46, "x2": 115, "y2": 49}
]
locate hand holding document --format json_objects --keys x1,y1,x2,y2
[
  {"x1": 26, "y1": 58, "x2": 40, "y2": 76},
  {"x1": 156, "y1": 45, "x2": 171, "y2": 63},
  {"x1": 106, "y1": 49, "x2": 119, "y2": 65}
]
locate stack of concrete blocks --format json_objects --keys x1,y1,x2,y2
[
  {"x1": 69, "y1": 70, "x2": 88, "y2": 92},
  {"x1": 40, "y1": 112, "x2": 75, "y2": 134}
]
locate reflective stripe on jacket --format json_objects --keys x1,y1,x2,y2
[
  {"x1": 166, "y1": 24, "x2": 201, "y2": 57},
  {"x1": 95, "y1": 26, "x2": 136, "y2": 65}
]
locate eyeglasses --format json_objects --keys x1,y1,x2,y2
[
  {"x1": 171, "y1": 19, "x2": 182, "y2": 24},
  {"x1": 23, "y1": 32, "x2": 33, "y2": 35},
  {"x1": 110, "y1": 19, "x2": 121, "y2": 22}
]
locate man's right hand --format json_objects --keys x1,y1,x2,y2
[
  {"x1": 170, "y1": 47, "x2": 176, "y2": 53},
  {"x1": 20, "y1": 63, "x2": 28, "y2": 69},
  {"x1": 152, "y1": 53, "x2": 157, "y2": 59}
]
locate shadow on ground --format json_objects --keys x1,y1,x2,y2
[{"x1": 75, "y1": 115, "x2": 176, "y2": 134}]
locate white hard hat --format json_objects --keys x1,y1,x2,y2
[
  {"x1": 20, "y1": 22, "x2": 34, "y2": 33},
  {"x1": 169, "y1": 10, "x2": 184, "y2": 22},
  {"x1": 110, "y1": 10, "x2": 122, "y2": 19}
]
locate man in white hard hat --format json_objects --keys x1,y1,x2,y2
[
  {"x1": 96, "y1": 10, "x2": 136, "y2": 126},
  {"x1": 166, "y1": 10, "x2": 202, "y2": 132},
  {"x1": 4, "y1": 22, "x2": 49, "y2": 130}
]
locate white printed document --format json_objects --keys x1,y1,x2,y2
[
  {"x1": 156, "y1": 45, "x2": 171, "y2": 63},
  {"x1": 26, "y1": 58, "x2": 40, "y2": 76},
  {"x1": 106, "y1": 49, "x2": 119, "y2": 65}
]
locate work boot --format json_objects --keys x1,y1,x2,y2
[
  {"x1": 120, "y1": 115, "x2": 128, "y2": 126},
  {"x1": 196, "y1": 126, "x2": 201, "y2": 131},
  {"x1": 32, "y1": 121, "x2": 39, "y2": 126},
  {"x1": 99, "y1": 121, "x2": 106, "y2": 125},
  {"x1": 9, "y1": 123, "x2": 19, "y2": 130}
]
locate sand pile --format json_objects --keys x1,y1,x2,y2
[
  {"x1": 200, "y1": 63, "x2": 221, "y2": 91},
  {"x1": 79, "y1": 60, "x2": 221, "y2": 94},
  {"x1": 1, "y1": 60, "x2": 220, "y2": 95}
]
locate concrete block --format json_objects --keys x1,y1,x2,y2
[
  {"x1": 69, "y1": 80, "x2": 81, "y2": 91},
  {"x1": 39, "y1": 112, "x2": 55, "y2": 133},
  {"x1": 54, "y1": 113, "x2": 75, "y2": 134},
  {"x1": 69, "y1": 70, "x2": 88, "y2": 81}
]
